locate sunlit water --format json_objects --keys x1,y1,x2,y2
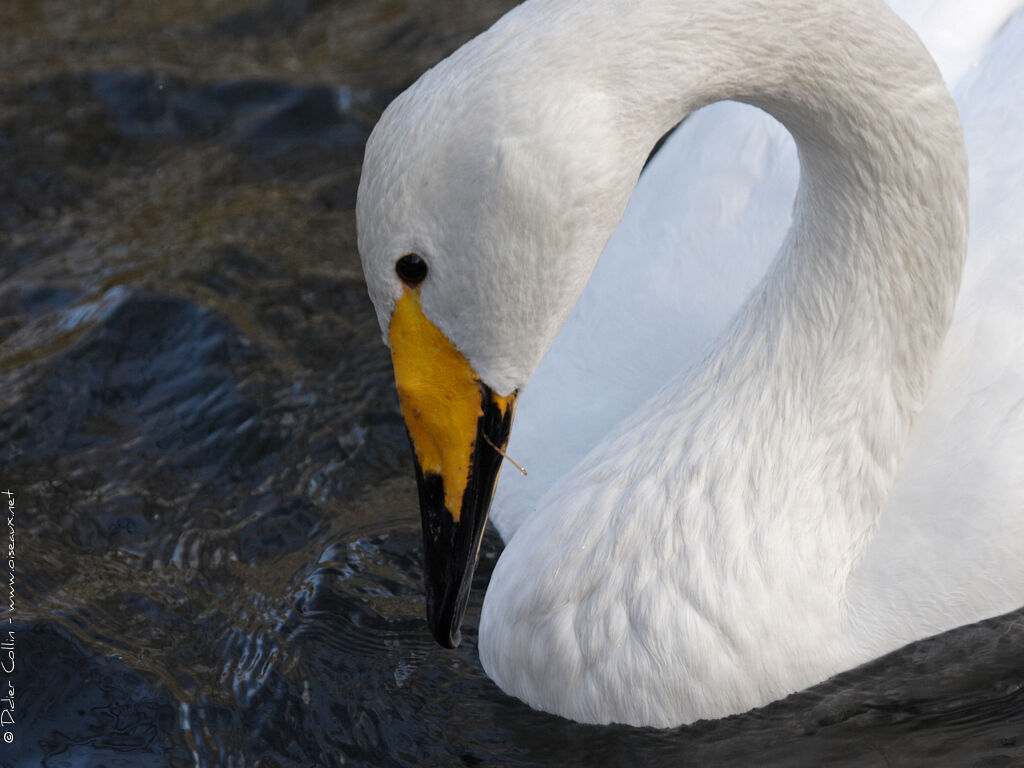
[{"x1": 2, "y1": 2, "x2": 1023, "y2": 766}]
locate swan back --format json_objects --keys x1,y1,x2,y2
[{"x1": 848, "y1": 5, "x2": 1024, "y2": 643}]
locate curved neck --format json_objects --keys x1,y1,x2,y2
[
  {"x1": 609, "y1": 0, "x2": 966, "y2": 581},
  {"x1": 604, "y1": 0, "x2": 969, "y2": 359},
  {"x1": 525, "y1": 0, "x2": 969, "y2": 580},
  {"x1": 478, "y1": 0, "x2": 973, "y2": 725}
]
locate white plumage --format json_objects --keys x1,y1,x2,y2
[{"x1": 357, "y1": 0, "x2": 1024, "y2": 727}]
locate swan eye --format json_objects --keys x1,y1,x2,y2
[{"x1": 396, "y1": 253, "x2": 428, "y2": 286}]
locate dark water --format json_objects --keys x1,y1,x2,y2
[{"x1": 2, "y1": 2, "x2": 1023, "y2": 766}]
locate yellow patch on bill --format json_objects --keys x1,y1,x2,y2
[
  {"x1": 389, "y1": 288, "x2": 482, "y2": 521},
  {"x1": 492, "y1": 391, "x2": 516, "y2": 418}
]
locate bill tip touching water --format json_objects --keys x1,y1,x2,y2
[
  {"x1": 356, "y1": 0, "x2": 1024, "y2": 727},
  {"x1": 387, "y1": 276, "x2": 518, "y2": 648}
]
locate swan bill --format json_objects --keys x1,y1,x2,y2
[
  {"x1": 414, "y1": 389, "x2": 514, "y2": 647},
  {"x1": 388, "y1": 287, "x2": 517, "y2": 647}
]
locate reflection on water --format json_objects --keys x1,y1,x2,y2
[{"x1": 2, "y1": 1, "x2": 1023, "y2": 766}]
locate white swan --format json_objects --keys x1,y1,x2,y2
[{"x1": 355, "y1": 0, "x2": 1024, "y2": 727}]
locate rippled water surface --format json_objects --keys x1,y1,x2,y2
[{"x1": 2, "y1": 2, "x2": 1024, "y2": 766}]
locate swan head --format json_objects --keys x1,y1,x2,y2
[{"x1": 356, "y1": 37, "x2": 639, "y2": 647}]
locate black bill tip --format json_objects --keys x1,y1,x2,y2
[
  {"x1": 418, "y1": 466, "x2": 471, "y2": 648},
  {"x1": 415, "y1": 386, "x2": 515, "y2": 649}
]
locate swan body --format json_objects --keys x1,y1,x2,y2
[{"x1": 356, "y1": 0, "x2": 1024, "y2": 727}]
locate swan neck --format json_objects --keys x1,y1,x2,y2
[
  {"x1": 601, "y1": 0, "x2": 969, "y2": 571},
  {"x1": 606, "y1": 0, "x2": 970, "y2": 334},
  {"x1": 475, "y1": 0, "x2": 975, "y2": 727}
]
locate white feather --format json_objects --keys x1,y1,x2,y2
[{"x1": 357, "y1": 0, "x2": 1024, "y2": 728}]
